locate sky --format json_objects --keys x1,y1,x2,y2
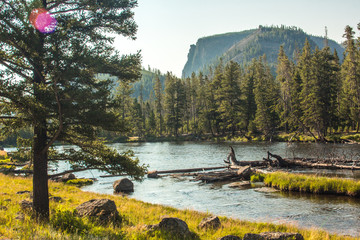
[{"x1": 114, "y1": 0, "x2": 360, "y2": 77}]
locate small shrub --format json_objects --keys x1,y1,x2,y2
[
  {"x1": 65, "y1": 179, "x2": 94, "y2": 186},
  {"x1": 50, "y1": 207, "x2": 89, "y2": 235}
]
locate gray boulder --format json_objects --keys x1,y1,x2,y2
[
  {"x1": 113, "y1": 178, "x2": 134, "y2": 193},
  {"x1": 19, "y1": 200, "x2": 32, "y2": 212},
  {"x1": 243, "y1": 232, "x2": 304, "y2": 240},
  {"x1": 198, "y1": 216, "x2": 221, "y2": 230},
  {"x1": 148, "y1": 217, "x2": 192, "y2": 237},
  {"x1": 76, "y1": 199, "x2": 120, "y2": 223},
  {"x1": 220, "y1": 235, "x2": 242, "y2": 240}
]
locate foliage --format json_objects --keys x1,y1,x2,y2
[
  {"x1": 50, "y1": 207, "x2": 89, "y2": 235},
  {"x1": 250, "y1": 173, "x2": 265, "y2": 182},
  {"x1": 0, "y1": 0, "x2": 147, "y2": 220}
]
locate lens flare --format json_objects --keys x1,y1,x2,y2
[{"x1": 29, "y1": 8, "x2": 57, "y2": 34}]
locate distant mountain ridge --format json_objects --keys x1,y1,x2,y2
[{"x1": 182, "y1": 25, "x2": 344, "y2": 78}]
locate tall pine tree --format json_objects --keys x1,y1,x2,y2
[{"x1": 0, "y1": 0, "x2": 146, "y2": 220}]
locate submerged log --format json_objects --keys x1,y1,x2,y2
[{"x1": 267, "y1": 151, "x2": 360, "y2": 170}]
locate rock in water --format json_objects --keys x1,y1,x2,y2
[
  {"x1": 61, "y1": 173, "x2": 76, "y2": 182},
  {"x1": 113, "y1": 178, "x2": 134, "y2": 193}
]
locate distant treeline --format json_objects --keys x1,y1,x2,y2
[{"x1": 116, "y1": 24, "x2": 360, "y2": 142}]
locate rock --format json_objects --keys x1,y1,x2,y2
[
  {"x1": 198, "y1": 216, "x2": 221, "y2": 230},
  {"x1": 157, "y1": 217, "x2": 191, "y2": 236},
  {"x1": 228, "y1": 181, "x2": 251, "y2": 188},
  {"x1": 0, "y1": 206, "x2": 8, "y2": 211},
  {"x1": 16, "y1": 190, "x2": 31, "y2": 195},
  {"x1": 236, "y1": 166, "x2": 253, "y2": 180},
  {"x1": 219, "y1": 235, "x2": 242, "y2": 240},
  {"x1": 113, "y1": 178, "x2": 134, "y2": 193},
  {"x1": 15, "y1": 212, "x2": 25, "y2": 221},
  {"x1": 19, "y1": 200, "x2": 32, "y2": 212},
  {"x1": 50, "y1": 196, "x2": 63, "y2": 202},
  {"x1": 76, "y1": 199, "x2": 120, "y2": 223},
  {"x1": 243, "y1": 232, "x2": 304, "y2": 240},
  {"x1": 147, "y1": 171, "x2": 159, "y2": 178},
  {"x1": 61, "y1": 173, "x2": 76, "y2": 182},
  {"x1": 254, "y1": 187, "x2": 279, "y2": 193}
]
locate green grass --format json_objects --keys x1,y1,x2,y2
[
  {"x1": 264, "y1": 172, "x2": 360, "y2": 197},
  {"x1": 0, "y1": 173, "x2": 359, "y2": 240},
  {"x1": 65, "y1": 178, "x2": 94, "y2": 186}
]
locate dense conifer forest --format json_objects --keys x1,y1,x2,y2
[{"x1": 115, "y1": 24, "x2": 360, "y2": 142}]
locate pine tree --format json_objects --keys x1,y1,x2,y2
[
  {"x1": 276, "y1": 45, "x2": 294, "y2": 132},
  {"x1": 340, "y1": 25, "x2": 360, "y2": 131},
  {"x1": 217, "y1": 61, "x2": 243, "y2": 135},
  {"x1": 164, "y1": 73, "x2": 186, "y2": 136},
  {"x1": 242, "y1": 59, "x2": 257, "y2": 132},
  {"x1": 253, "y1": 56, "x2": 280, "y2": 139},
  {"x1": 208, "y1": 61, "x2": 224, "y2": 135},
  {"x1": 153, "y1": 74, "x2": 163, "y2": 135},
  {"x1": 0, "y1": 0, "x2": 146, "y2": 220}
]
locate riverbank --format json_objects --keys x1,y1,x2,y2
[
  {"x1": 0, "y1": 174, "x2": 358, "y2": 240},
  {"x1": 108, "y1": 131, "x2": 360, "y2": 144}
]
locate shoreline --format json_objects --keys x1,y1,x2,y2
[{"x1": 0, "y1": 173, "x2": 359, "y2": 239}]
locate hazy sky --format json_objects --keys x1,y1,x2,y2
[{"x1": 114, "y1": 0, "x2": 360, "y2": 77}]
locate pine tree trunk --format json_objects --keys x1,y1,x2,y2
[
  {"x1": 32, "y1": 17, "x2": 49, "y2": 220},
  {"x1": 32, "y1": 121, "x2": 49, "y2": 220}
]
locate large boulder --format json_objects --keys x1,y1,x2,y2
[
  {"x1": 198, "y1": 216, "x2": 221, "y2": 230},
  {"x1": 243, "y1": 232, "x2": 304, "y2": 240},
  {"x1": 159, "y1": 217, "x2": 190, "y2": 235},
  {"x1": 75, "y1": 199, "x2": 120, "y2": 223},
  {"x1": 113, "y1": 178, "x2": 134, "y2": 193},
  {"x1": 148, "y1": 217, "x2": 192, "y2": 237},
  {"x1": 220, "y1": 235, "x2": 242, "y2": 240}
]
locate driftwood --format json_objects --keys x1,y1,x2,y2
[
  {"x1": 267, "y1": 151, "x2": 360, "y2": 170},
  {"x1": 194, "y1": 166, "x2": 253, "y2": 183}
]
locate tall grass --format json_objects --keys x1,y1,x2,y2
[
  {"x1": 0, "y1": 173, "x2": 359, "y2": 239},
  {"x1": 264, "y1": 172, "x2": 360, "y2": 197}
]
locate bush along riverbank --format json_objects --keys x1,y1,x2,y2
[
  {"x1": 256, "y1": 172, "x2": 360, "y2": 197},
  {"x1": 1, "y1": 174, "x2": 359, "y2": 240}
]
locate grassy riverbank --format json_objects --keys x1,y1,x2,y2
[
  {"x1": 261, "y1": 172, "x2": 360, "y2": 197},
  {"x1": 0, "y1": 174, "x2": 359, "y2": 239}
]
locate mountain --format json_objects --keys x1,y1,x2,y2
[{"x1": 182, "y1": 25, "x2": 345, "y2": 78}]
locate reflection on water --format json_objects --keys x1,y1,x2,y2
[{"x1": 8, "y1": 141, "x2": 360, "y2": 236}]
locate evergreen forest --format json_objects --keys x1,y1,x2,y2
[{"x1": 116, "y1": 24, "x2": 360, "y2": 142}]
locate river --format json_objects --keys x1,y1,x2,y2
[{"x1": 10, "y1": 142, "x2": 360, "y2": 236}]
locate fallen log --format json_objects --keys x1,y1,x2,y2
[
  {"x1": 195, "y1": 166, "x2": 254, "y2": 183},
  {"x1": 146, "y1": 166, "x2": 228, "y2": 178},
  {"x1": 267, "y1": 151, "x2": 360, "y2": 170}
]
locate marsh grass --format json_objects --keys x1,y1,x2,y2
[
  {"x1": 0, "y1": 173, "x2": 359, "y2": 239},
  {"x1": 264, "y1": 172, "x2": 360, "y2": 197}
]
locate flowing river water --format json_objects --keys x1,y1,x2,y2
[{"x1": 10, "y1": 141, "x2": 360, "y2": 236}]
